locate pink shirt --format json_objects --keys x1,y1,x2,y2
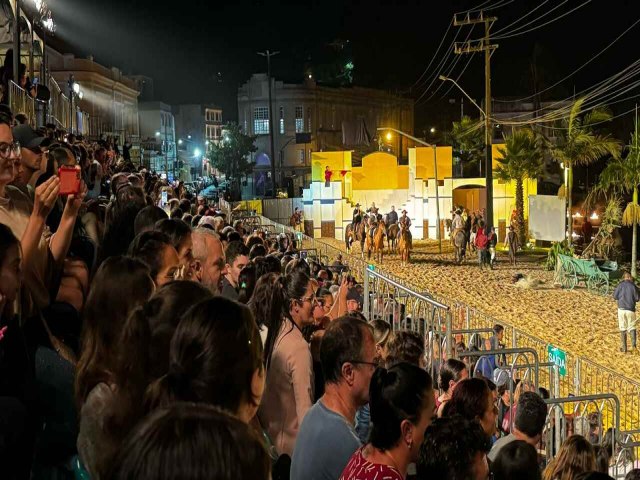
[
  {"x1": 340, "y1": 447, "x2": 403, "y2": 480},
  {"x1": 258, "y1": 318, "x2": 314, "y2": 456}
]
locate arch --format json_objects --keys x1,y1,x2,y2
[{"x1": 255, "y1": 152, "x2": 271, "y2": 167}]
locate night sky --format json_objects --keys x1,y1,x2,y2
[{"x1": 44, "y1": 0, "x2": 640, "y2": 130}]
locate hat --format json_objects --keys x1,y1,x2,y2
[
  {"x1": 198, "y1": 216, "x2": 217, "y2": 229},
  {"x1": 346, "y1": 288, "x2": 363, "y2": 305},
  {"x1": 13, "y1": 124, "x2": 45, "y2": 149},
  {"x1": 492, "y1": 369, "x2": 510, "y2": 387},
  {"x1": 402, "y1": 209, "x2": 407, "y2": 214},
  {"x1": 355, "y1": 203, "x2": 360, "y2": 207}
]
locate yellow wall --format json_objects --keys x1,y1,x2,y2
[
  {"x1": 312, "y1": 151, "x2": 352, "y2": 182},
  {"x1": 351, "y1": 152, "x2": 409, "y2": 190},
  {"x1": 414, "y1": 146, "x2": 453, "y2": 180}
]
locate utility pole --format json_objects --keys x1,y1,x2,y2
[
  {"x1": 257, "y1": 50, "x2": 279, "y2": 198},
  {"x1": 454, "y1": 11, "x2": 498, "y2": 229}
]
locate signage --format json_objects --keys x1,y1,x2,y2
[{"x1": 548, "y1": 344, "x2": 567, "y2": 377}]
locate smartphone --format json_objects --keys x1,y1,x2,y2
[
  {"x1": 300, "y1": 251, "x2": 308, "y2": 260},
  {"x1": 160, "y1": 190, "x2": 168, "y2": 207},
  {"x1": 58, "y1": 166, "x2": 81, "y2": 195}
]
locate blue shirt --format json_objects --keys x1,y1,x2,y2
[
  {"x1": 613, "y1": 280, "x2": 640, "y2": 312},
  {"x1": 290, "y1": 399, "x2": 361, "y2": 480}
]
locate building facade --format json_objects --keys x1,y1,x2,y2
[
  {"x1": 139, "y1": 101, "x2": 177, "y2": 179},
  {"x1": 173, "y1": 104, "x2": 223, "y2": 179},
  {"x1": 48, "y1": 49, "x2": 140, "y2": 143},
  {"x1": 237, "y1": 74, "x2": 413, "y2": 197}
]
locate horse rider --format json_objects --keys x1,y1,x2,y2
[
  {"x1": 387, "y1": 205, "x2": 398, "y2": 225},
  {"x1": 353, "y1": 203, "x2": 363, "y2": 227},
  {"x1": 451, "y1": 208, "x2": 466, "y2": 254},
  {"x1": 399, "y1": 209, "x2": 412, "y2": 248},
  {"x1": 369, "y1": 202, "x2": 379, "y2": 217}
]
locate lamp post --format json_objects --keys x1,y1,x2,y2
[
  {"x1": 377, "y1": 127, "x2": 442, "y2": 253},
  {"x1": 439, "y1": 75, "x2": 493, "y2": 229}
]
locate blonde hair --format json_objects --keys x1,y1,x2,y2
[
  {"x1": 542, "y1": 435, "x2": 596, "y2": 480},
  {"x1": 370, "y1": 319, "x2": 392, "y2": 347}
]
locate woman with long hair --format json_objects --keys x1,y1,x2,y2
[
  {"x1": 442, "y1": 377, "x2": 498, "y2": 438},
  {"x1": 542, "y1": 435, "x2": 596, "y2": 480},
  {"x1": 258, "y1": 270, "x2": 317, "y2": 456},
  {"x1": 145, "y1": 297, "x2": 264, "y2": 424},
  {"x1": 105, "y1": 403, "x2": 270, "y2": 480},
  {"x1": 154, "y1": 218, "x2": 194, "y2": 279},
  {"x1": 89, "y1": 281, "x2": 212, "y2": 479},
  {"x1": 75, "y1": 256, "x2": 154, "y2": 479},
  {"x1": 250, "y1": 272, "x2": 281, "y2": 346},
  {"x1": 341, "y1": 363, "x2": 435, "y2": 480},
  {"x1": 436, "y1": 358, "x2": 468, "y2": 417},
  {"x1": 237, "y1": 263, "x2": 257, "y2": 304}
]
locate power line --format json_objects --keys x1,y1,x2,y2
[
  {"x1": 492, "y1": 0, "x2": 556, "y2": 36},
  {"x1": 494, "y1": 16, "x2": 640, "y2": 103},
  {"x1": 410, "y1": 20, "x2": 453, "y2": 89},
  {"x1": 494, "y1": 0, "x2": 591, "y2": 39}
]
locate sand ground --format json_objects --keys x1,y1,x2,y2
[{"x1": 320, "y1": 237, "x2": 640, "y2": 383}]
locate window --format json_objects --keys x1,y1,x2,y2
[
  {"x1": 298, "y1": 149, "x2": 305, "y2": 165},
  {"x1": 279, "y1": 106, "x2": 284, "y2": 134},
  {"x1": 307, "y1": 107, "x2": 312, "y2": 132},
  {"x1": 254, "y1": 107, "x2": 269, "y2": 135},
  {"x1": 295, "y1": 106, "x2": 304, "y2": 133},
  {"x1": 216, "y1": 111, "x2": 222, "y2": 122}
]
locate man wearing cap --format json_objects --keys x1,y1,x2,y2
[
  {"x1": 346, "y1": 287, "x2": 363, "y2": 314},
  {"x1": 12, "y1": 124, "x2": 48, "y2": 198}
]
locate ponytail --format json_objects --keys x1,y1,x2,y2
[{"x1": 263, "y1": 275, "x2": 287, "y2": 370}]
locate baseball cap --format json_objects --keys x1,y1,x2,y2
[
  {"x1": 493, "y1": 369, "x2": 510, "y2": 387},
  {"x1": 13, "y1": 124, "x2": 45, "y2": 149},
  {"x1": 346, "y1": 288, "x2": 363, "y2": 305}
]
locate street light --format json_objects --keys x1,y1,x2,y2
[
  {"x1": 155, "y1": 131, "x2": 160, "y2": 137},
  {"x1": 439, "y1": 74, "x2": 493, "y2": 229},
  {"x1": 377, "y1": 127, "x2": 442, "y2": 253},
  {"x1": 385, "y1": 132, "x2": 393, "y2": 142},
  {"x1": 430, "y1": 127, "x2": 436, "y2": 134},
  {"x1": 73, "y1": 82, "x2": 80, "y2": 94},
  {"x1": 194, "y1": 148, "x2": 201, "y2": 157},
  {"x1": 178, "y1": 139, "x2": 183, "y2": 145},
  {"x1": 78, "y1": 91, "x2": 83, "y2": 100}
]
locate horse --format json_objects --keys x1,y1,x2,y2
[
  {"x1": 386, "y1": 223, "x2": 399, "y2": 253},
  {"x1": 451, "y1": 229, "x2": 467, "y2": 264},
  {"x1": 365, "y1": 223, "x2": 386, "y2": 263},
  {"x1": 397, "y1": 224, "x2": 412, "y2": 264},
  {"x1": 345, "y1": 220, "x2": 366, "y2": 256}
]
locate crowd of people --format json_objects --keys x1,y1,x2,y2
[{"x1": 0, "y1": 106, "x2": 637, "y2": 480}]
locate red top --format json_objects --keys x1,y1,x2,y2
[
  {"x1": 475, "y1": 228, "x2": 489, "y2": 249},
  {"x1": 340, "y1": 447, "x2": 403, "y2": 480},
  {"x1": 325, "y1": 169, "x2": 332, "y2": 181}
]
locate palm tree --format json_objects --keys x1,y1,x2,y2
[
  {"x1": 495, "y1": 128, "x2": 545, "y2": 246},
  {"x1": 550, "y1": 98, "x2": 621, "y2": 242},
  {"x1": 447, "y1": 116, "x2": 484, "y2": 177},
  {"x1": 594, "y1": 113, "x2": 640, "y2": 277}
]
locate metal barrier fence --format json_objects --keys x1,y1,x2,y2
[
  {"x1": 256, "y1": 215, "x2": 640, "y2": 434},
  {"x1": 8, "y1": 82, "x2": 36, "y2": 126}
]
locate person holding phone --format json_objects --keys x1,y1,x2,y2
[{"x1": 11, "y1": 124, "x2": 48, "y2": 199}]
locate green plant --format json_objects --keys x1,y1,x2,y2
[{"x1": 545, "y1": 240, "x2": 574, "y2": 271}]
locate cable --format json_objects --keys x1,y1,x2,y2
[
  {"x1": 493, "y1": 16, "x2": 640, "y2": 103},
  {"x1": 410, "y1": 20, "x2": 453, "y2": 89},
  {"x1": 494, "y1": 0, "x2": 591, "y2": 39},
  {"x1": 492, "y1": 0, "x2": 554, "y2": 36},
  {"x1": 484, "y1": 0, "x2": 517, "y2": 11},
  {"x1": 456, "y1": 0, "x2": 496, "y2": 15}
]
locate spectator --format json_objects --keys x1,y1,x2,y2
[
  {"x1": 12, "y1": 124, "x2": 48, "y2": 198},
  {"x1": 75, "y1": 256, "x2": 155, "y2": 478},
  {"x1": 259, "y1": 270, "x2": 317, "y2": 457},
  {"x1": 128, "y1": 231, "x2": 181, "y2": 287},
  {"x1": 347, "y1": 287, "x2": 363, "y2": 313},
  {"x1": 191, "y1": 228, "x2": 226, "y2": 294},
  {"x1": 603, "y1": 428, "x2": 635, "y2": 478},
  {"x1": 290, "y1": 316, "x2": 376, "y2": 480},
  {"x1": 488, "y1": 391, "x2": 547, "y2": 461},
  {"x1": 154, "y1": 218, "x2": 195, "y2": 278},
  {"x1": 543, "y1": 435, "x2": 597, "y2": 480},
  {"x1": 134, "y1": 206, "x2": 168, "y2": 236},
  {"x1": 436, "y1": 358, "x2": 468, "y2": 417},
  {"x1": 385, "y1": 330, "x2": 425, "y2": 368},
  {"x1": 105, "y1": 403, "x2": 270, "y2": 480},
  {"x1": 146, "y1": 297, "x2": 264, "y2": 423},
  {"x1": 626, "y1": 470, "x2": 640, "y2": 480},
  {"x1": 371, "y1": 319, "x2": 392, "y2": 362},
  {"x1": 417, "y1": 415, "x2": 491, "y2": 480},
  {"x1": 502, "y1": 380, "x2": 536, "y2": 433},
  {"x1": 221, "y1": 240, "x2": 250, "y2": 301},
  {"x1": 250, "y1": 272, "x2": 280, "y2": 347},
  {"x1": 237, "y1": 263, "x2": 257, "y2": 304},
  {"x1": 340, "y1": 363, "x2": 435, "y2": 480},
  {"x1": 594, "y1": 445, "x2": 610, "y2": 475},
  {"x1": 613, "y1": 271, "x2": 639, "y2": 353},
  {"x1": 442, "y1": 377, "x2": 498, "y2": 438},
  {"x1": 492, "y1": 440, "x2": 541, "y2": 480}
]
